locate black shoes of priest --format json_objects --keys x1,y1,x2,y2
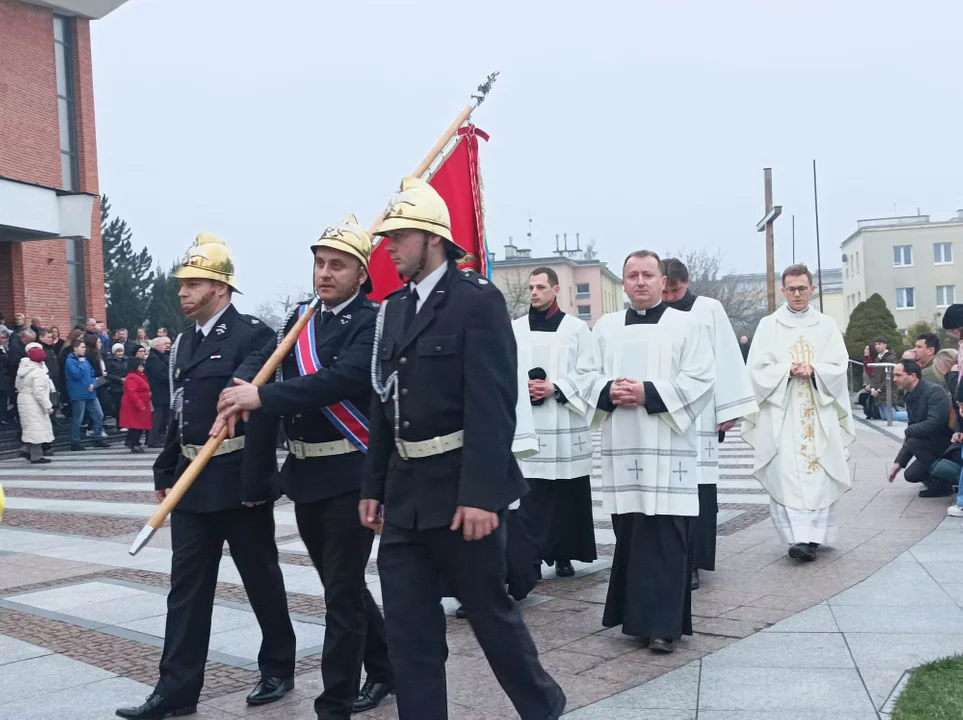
[
  {"x1": 246, "y1": 676, "x2": 294, "y2": 705},
  {"x1": 649, "y1": 638, "x2": 674, "y2": 653},
  {"x1": 555, "y1": 560, "x2": 575, "y2": 577},
  {"x1": 690, "y1": 569, "x2": 701, "y2": 590},
  {"x1": 352, "y1": 678, "x2": 395, "y2": 712},
  {"x1": 115, "y1": 694, "x2": 196, "y2": 719},
  {"x1": 788, "y1": 543, "x2": 818, "y2": 562}
]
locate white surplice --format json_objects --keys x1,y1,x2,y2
[
  {"x1": 512, "y1": 314, "x2": 594, "y2": 480},
  {"x1": 689, "y1": 296, "x2": 758, "y2": 485},
  {"x1": 512, "y1": 339, "x2": 539, "y2": 460},
  {"x1": 742, "y1": 304, "x2": 855, "y2": 544},
  {"x1": 576, "y1": 307, "x2": 715, "y2": 517}
]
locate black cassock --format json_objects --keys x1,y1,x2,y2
[
  {"x1": 598, "y1": 303, "x2": 693, "y2": 641},
  {"x1": 667, "y1": 290, "x2": 719, "y2": 573},
  {"x1": 516, "y1": 303, "x2": 598, "y2": 567}
]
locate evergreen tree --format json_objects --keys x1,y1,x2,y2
[
  {"x1": 102, "y1": 195, "x2": 154, "y2": 332},
  {"x1": 844, "y1": 293, "x2": 903, "y2": 359},
  {"x1": 146, "y1": 262, "x2": 188, "y2": 336}
]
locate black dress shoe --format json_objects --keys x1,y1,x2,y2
[
  {"x1": 94, "y1": 440, "x2": 108, "y2": 448},
  {"x1": 115, "y1": 694, "x2": 196, "y2": 719},
  {"x1": 649, "y1": 638, "x2": 675, "y2": 653},
  {"x1": 555, "y1": 560, "x2": 575, "y2": 577},
  {"x1": 788, "y1": 543, "x2": 816, "y2": 562},
  {"x1": 352, "y1": 679, "x2": 395, "y2": 712},
  {"x1": 690, "y1": 569, "x2": 701, "y2": 590},
  {"x1": 455, "y1": 605, "x2": 468, "y2": 619},
  {"x1": 30, "y1": 457, "x2": 52, "y2": 464},
  {"x1": 919, "y1": 486, "x2": 955, "y2": 498},
  {"x1": 70, "y1": 443, "x2": 86, "y2": 451},
  {"x1": 246, "y1": 676, "x2": 294, "y2": 706}
]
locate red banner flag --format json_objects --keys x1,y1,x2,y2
[{"x1": 367, "y1": 125, "x2": 490, "y2": 301}]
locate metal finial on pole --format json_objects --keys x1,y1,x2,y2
[
  {"x1": 813, "y1": 159, "x2": 824, "y2": 312},
  {"x1": 472, "y1": 71, "x2": 500, "y2": 107}
]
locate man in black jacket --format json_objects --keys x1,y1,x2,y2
[
  {"x1": 888, "y1": 359, "x2": 954, "y2": 496},
  {"x1": 116, "y1": 234, "x2": 296, "y2": 720},
  {"x1": 216, "y1": 217, "x2": 393, "y2": 719},
  {"x1": 360, "y1": 177, "x2": 565, "y2": 720},
  {"x1": 145, "y1": 336, "x2": 171, "y2": 447}
]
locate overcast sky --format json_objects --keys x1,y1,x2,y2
[{"x1": 91, "y1": 0, "x2": 963, "y2": 312}]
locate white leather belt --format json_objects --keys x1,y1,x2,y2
[
  {"x1": 182, "y1": 435, "x2": 245, "y2": 460},
  {"x1": 395, "y1": 430, "x2": 464, "y2": 460},
  {"x1": 288, "y1": 438, "x2": 359, "y2": 459}
]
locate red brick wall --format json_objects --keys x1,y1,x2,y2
[{"x1": 0, "y1": 0, "x2": 105, "y2": 331}]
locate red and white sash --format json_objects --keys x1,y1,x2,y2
[{"x1": 293, "y1": 305, "x2": 369, "y2": 453}]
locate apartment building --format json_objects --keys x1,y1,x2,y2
[
  {"x1": 489, "y1": 242, "x2": 623, "y2": 326},
  {"x1": 841, "y1": 213, "x2": 961, "y2": 331}
]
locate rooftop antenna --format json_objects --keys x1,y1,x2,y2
[
  {"x1": 576, "y1": 232, "x2": 581, "y2": 251},
  {"x1": 554, "y1": 233, "x2": 562, "y2": 256},
  {"x1": 527, "y1": 215, "x2": 533, "y2": 249}
]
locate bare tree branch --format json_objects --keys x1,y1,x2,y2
[
  {"x1": 667, "y1": 248, "x2": 769, "y2": 337},
  {"x1": 495, "y1": 268, "x2": 531, "y2": 319}
]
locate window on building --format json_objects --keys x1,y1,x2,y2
[
  {"x1": 758, "y1": 298, "x2": 767, "y2": 310},
  {"x1": 855, "y1": 252, "x2": 860, "y2": 273},
  {"x1": 893, "y1": 245, "x2": 913, "y2": 267},
  {"x1": 577, "y1": 305, "x2": 592, "y2": 320},
  {"x1": 738, "y1": 281, "x2": 751, "y2": 292},
  {"x1": 575, "y1": 282, "x2": 590, "y2": 299},
  {"x1": 54, "y1": 15, "x2": 79, "y2": 191},
  {"x1": 896, "y1": 287, "x2": 915, "y2": 309},
  {"x1": 857, "y1": 291, "x2": 862, "y2": 303},
  {"x1": 66, "y1": 237, "x2": 86, "y2": 325},
  {"x1": 935, "y1": 242, "x2": 953, "y2": 264},
  {"x1": 937, "y1": 285, "x2": 956, "y2": 307}
]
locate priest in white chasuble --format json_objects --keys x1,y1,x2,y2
[
  {"x1": 574, "y1": 250, "x2": 714, "y2": 654},
  {"x1": 662, "y1": 258, "x2": 758, "y2": 590},
  {"x1": 743, "y1": 264, "x2": 854, "y2": 563},
  {"x1": 513, "y1": 267, "x2": 598, "y2": 579}
]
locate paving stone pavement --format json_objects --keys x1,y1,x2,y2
[{"x1": 0, "y1": 421, "x2": 951, "y2": 718}]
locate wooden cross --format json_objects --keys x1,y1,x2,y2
[
  {"x1": 755, "y1": 168, "x2": 783, "y2": 314},
  {"x1": 627, "y1": 459, "x2": 644, "y2": 480},
  {"x1": 672, "y1": 462, "x2": 688, "y2": 482}
]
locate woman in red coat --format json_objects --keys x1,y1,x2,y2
[{"x1": 119, "y1": 356, "x2": 153, "y2": 453}]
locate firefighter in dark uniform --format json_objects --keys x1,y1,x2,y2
[
  {"x1": 117, "y1": 234, "x2": 296, "y2": 720},
  {"x1": 215, "y1": 218, "x2": 394, "y2": 719},
  {"x1": 359, "y1": 178, "x2": 566, "y2": 720}
]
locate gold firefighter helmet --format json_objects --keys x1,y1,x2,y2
[
  {"x1": 374, "y1": 176, "x2": 466, "y2": 258},
  {"x1": 310, "y1": 215, "x2": 374, "y2": 294},
  {"x1": 172, "y1": 233, "x2": 241, "y2": 293}
]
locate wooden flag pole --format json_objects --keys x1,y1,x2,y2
[{"x1": 129, "y1": 71, "x2": 500, "y2": 556}]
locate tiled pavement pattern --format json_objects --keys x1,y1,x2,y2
[{"x1": 0, "y1": 421, "x2": 952, "y2": 718}]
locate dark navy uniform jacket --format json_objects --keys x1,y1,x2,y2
[
  {"x1": 234, "y1": 294, "x2": 378, "y2": 505},
  {"x1": 362, "y1": 261, "x2": 527, "y2": 530},
  {"x1": 153, "y1": 304, "x2": 279, "y2": 513}
]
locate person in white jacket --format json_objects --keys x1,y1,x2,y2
[{"x1": 16, "y1": 342, "x2": 54, "y2": 464}]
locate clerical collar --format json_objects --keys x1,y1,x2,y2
[
  {"x1": 666, "y1": 291, "x2": 697, "y2": 312},
  {"x1": 529, "y1": 299, "x2": 560, "y2": 320},
  {"x1": 195, "y1": 303, "x2": 231, "y2": 337},
  {"x1": 632, "y1": 301, "x2": 664, "y2": 317},
  {"x1": 787, "y1": 304, "x2": 811, "y2": 315},
  {"x1": 322, "y1": 292, "x2": 359, "y2": 316}
]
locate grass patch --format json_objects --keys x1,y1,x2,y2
[{"x1": 893, "y1": 655, "x2": 963, "y2": 720}]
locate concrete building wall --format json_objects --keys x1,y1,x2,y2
[{"x1": 842, "y1": 217, "x2": 961, "y2": 331}]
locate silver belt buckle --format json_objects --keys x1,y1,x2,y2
[{"x1": 290, "y1": 441, "x2": 305, "y2": 460}]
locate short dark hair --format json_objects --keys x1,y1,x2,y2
[
  {"x1": 71, "y1": 338, "x2": 84, "y2": 350},
  {"x1": 529, "y1": 267, "x2": 559, "y2": 287},
  {"x1": 873, "y1": 337, "x2": 888, "y2": 345},
  {"x1": 781, "y1": 264, "x2": 814, "y2": 285},
  {"x1": 916, "y1": 333, "x2": 940, "y2": 351},
  {"x1": 662, "y1": 258, "x2": 689, "y2": 284},
  {"x1": 898, "y1": 358, "x2": 922, "y2": 379},
  {"x1": 622, "y1": 250, "x2": 664, "y2": 275}
]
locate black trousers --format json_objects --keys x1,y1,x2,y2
[
  {"x1": 148, "y1": 405, "x2": 170, "y2": 446},
  {"x1": 156, "y1": 505, "x2": 296, "y2": 705},
  {"x1": 125, "y1": 429, "x2": 144, "y2": 448},
  {"x1": 378, "y1": 520, "x2": 563, "y2": 720},
  {"x1": 515, "y1": 476, "x2": 598, "y2": 565},
  {"x1": 294, "y1": 492, "x2": 392, "y2": 720},
  {"x1": 690, "y1": 484, "x2": 718, "y2": 572},
  {"x1": 903, "y1": 437, "x2": 951, "y2": 490}
]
